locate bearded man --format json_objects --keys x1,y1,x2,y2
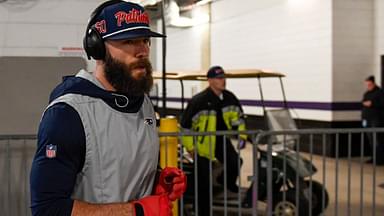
[{"x1": 29, "y1": 1, "x2": 186, "y2": 216}]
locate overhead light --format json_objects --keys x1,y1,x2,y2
[
  {"x1": 165, "y1": 0, "x2": 210, "y2": 28},
  {"x1": 169, "y1": 16, "x2": 194, "y2": 27},
  {"x1": 179, "y1": 0, "x2": 214, "y2": 11},
  {"x1": 132, "y1": 0, "x2": 160, "y2": 6},
  {"x1": 191, "y1": 8, "x2": 210, "y2": 25},
  {"x1": 165, "y1": 0, "x2": 194, "y2": 27},
  {"x1": 196, "y1": 0, "x2": 213, "y2": 6}
]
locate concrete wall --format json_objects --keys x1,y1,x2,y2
[
  {"x1": 0, "y1": 0, "x2": 96, "y2": 134},
  {"x1": 0, "y1": 57, "x2": 86, "y2": 134},
  {"x1": 213, "y1": 0, "x2": 333, "y2": 120},
  {"x1": 154, "y1": 18, "x2": 208, "y2": 109},
  {"x1": 159, "y1": 0, "x2": 379, "y2": 122},
  {"x1": 161, "y1": 0, "x2": 334, "y2": 121},
  {"x1": 374, "y1": 0, "x2": 384, "y2": 82},
  {"x1": 0, "y1": 0, "x2": 158, "y2": 70},
  {"x1": 0, "y1": 0, "x2": 382, "y2": 123},
  {"x1": 0, "y1": 0, "x2": 162, "y2": 134},
  {"x1": 0, "y1": 0, "x2": 93, "y2": 56},
  {"x1": 332, "y1": 0, "x2": 374, "y2": 121}
]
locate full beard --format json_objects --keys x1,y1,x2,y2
[{"x1": 104, "y1": 52, "x2": 153, "y2": 96}]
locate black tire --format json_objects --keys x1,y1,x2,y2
[
  {"x1": 271, "y1": 189, "x2": 310, "y2": 216},
  {"x1": 182, "y1": 206, "x2": 195, "y2": 216},
  {"x1": 305, "y1": 180, "x2": 329, "y2": 216}
]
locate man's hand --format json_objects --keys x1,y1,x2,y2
[
  {"x1": 133, "y1": 195, "x2": 172, "y2": 216},
  {"x1": 154, "y1": 167, "x2": 187, "y2": 201},
  {"x1": 363, "y1": 100, "x2": 372, "y2": 107}
]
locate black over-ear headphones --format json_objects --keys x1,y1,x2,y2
[{"x1": 83, "y1": 0, "x2": 124, "y2": 60}]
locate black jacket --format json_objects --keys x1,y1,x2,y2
[{"x1": 362, "y1": 86, "x2": 384, "y2": 122}]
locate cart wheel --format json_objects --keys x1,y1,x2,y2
[
  {"x1": 305, "y1": 180, "x2": 329, "y2": 216},
  {"x1": 271, "y1": 189, "x2": 309, "y2": 216},
  {"x1": 183, "y1": 207, "x2": 195, "y2": 216}
]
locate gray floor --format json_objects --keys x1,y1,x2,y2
[{"x1": 237, "y1": 144, "x2": 384, "y2": 215}]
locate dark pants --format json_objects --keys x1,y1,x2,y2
[
  {"x1": 365, "y1": 119, "x2": 384, "y2": 163},
  {"x1": 215, "y1": 137, "x2": 242, "y2": 189},
  {"x1": 195, "y1": 137, "x2": 241, "y2": 216}
]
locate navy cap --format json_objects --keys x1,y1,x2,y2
[
  {"x1": 365, "y1": 75, "x2": 375, "y2": 82},
  {"x1": 92, "y1": 1, "x2": 165, "y2": 40},
  {"x1": 207, "y1": 66, "x2": 225, "y2": 78}
]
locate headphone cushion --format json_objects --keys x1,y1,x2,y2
[{"x1": 84, "y1": 27, "x2": 105, "y2": 60}]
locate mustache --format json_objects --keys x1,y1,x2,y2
[
  {"x1": 129, "y1": 58, "x2": 152, "y2": 73},
  {"x1": 103, "y1": 53, "x2": 154, "y2": 95}
]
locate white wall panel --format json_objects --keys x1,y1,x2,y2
[
  {"x1": 210, "y1": 0, "x2": 333, "y2": 119},
  {"x1": 1, "y1": 47, "x2": 59, "y2": 56},
  {"x1": 0, "y1": 0, "x2": 382, "y2": 122},
  {"x1": 374, "y1": 0, "x2": 384, "y2": 82},
  {"x1": 0, "y1": 0, "x2": 100, "y2": 57},
  {"x1": 242, "y1": 107, "x2": 334, "y2": 122},
  {"x1": 0, "y1": 22, "x2": 5, "y2": 55},
  {"x1": 333, "y1": 111, "x2": 361, "y2": 121},
  {"x1": 5, "y1": 23, "x2": 78, "y2": 47},
  {"x1": 162, "y1": 27, "x2": 203, "y2": 70},
  {"x1": 333, "y1": 0, "x2": 374, "y2": 102},
  {"x1": 155, "y1": 20, "x2": 206, "y2": 109},
  {"x1": 288, "y1": 109, "x2": 333, "y2": 122},
  {"x1": 1, "y1": 0, "x2": 97, "y2": 23}
]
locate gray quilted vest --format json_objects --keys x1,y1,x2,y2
[{"x1": 46, "y1": 70, "x2": 159, "y2": 203}]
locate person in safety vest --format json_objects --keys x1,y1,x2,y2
[
  {"x1": 29, "y1": 1, "x2": 186, "y2": 216},
  {"x1": 180, "y1": 65, "x2": 247, "y2": 216}
]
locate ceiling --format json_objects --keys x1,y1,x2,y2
[{"x1": 145, "y1": 0, "x2": 215, "y2": 19}]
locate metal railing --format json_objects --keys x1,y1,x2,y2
[
  {"x1": 0, "y1": 135, "x2": 36, "y2": 216},
  {"x1": 160, "y1": 128, "x2": 384, "y2": 216},
  {"x1": 1, "y1": 129, "x2": 384, "y2": 216},
  {"x1": 250, "y1": 128, "x2": 384, "y2": 216}
]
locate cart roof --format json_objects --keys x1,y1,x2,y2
[{"x1": 153, "y1": 69, "x2": 284, "y2": 80}]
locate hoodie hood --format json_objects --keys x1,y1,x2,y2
[{"x1": 50, "y1": 70, "x2": 144, "y2": 113}]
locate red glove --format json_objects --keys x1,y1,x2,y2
[
  {"x1": 154, "y1": 167, "x2": 187, "y2": 201},
  {"x1": 133, "y1": 195, "x2": 172, "y2": 216}
]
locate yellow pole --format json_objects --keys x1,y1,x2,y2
[
  {"x1": 159, "y1": 116, "x2": 179, "y2": 216},
  {"x1": 159, "y1": 116, "x2": 178, "y2": 167}
]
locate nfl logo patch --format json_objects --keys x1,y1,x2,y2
[
  {"x1": 46, "y1": 144, "x2": 57, "y2": 158},
  {"x1": 144, "y1": 118, "x2": 153, "y2": 125}
]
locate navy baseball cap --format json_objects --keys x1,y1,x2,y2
[
  {"x1": 365, "y1": 75, "x2": 375, "y2": 82},
  {"x1": 207, "y1": 66, "x2": 225, "y2": 78},
  {"x1": 92, "y1": 1, "x2": 165, "y2": 40}
]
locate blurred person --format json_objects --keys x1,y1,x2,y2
[
  {"x1": 379, "y1": 183, "x2": 384, "y2": 189},
  {"x1": 29, "y1": 1, "x2": 186, "y2": 216},
  {"x1": 180, "y1": 66, "x2": 247, "y2": 216},
  {"x1": 362, "y1": 75, "x2": 384, "y2": 165}
]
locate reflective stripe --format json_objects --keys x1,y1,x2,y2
[
  {"x1": 222, "y1": 105, "x2": 241, "y2": 114},
  {"x1": 192, "y1": 110, "x2": 214, "y2": 123},
  {"x1": 232, "y1": 118, "x2": 245, "y2": 126},
  {"x1": 222, "y1": 105, "x2": 247, "y2": 141},
  {"x1": 180, "y1": 128, "x2": 194, "y2": 152},
  {"x1": 182, "y1": 105, "x2": 247, "y2": 159}
]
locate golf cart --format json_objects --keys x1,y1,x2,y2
[{"x1": 153, "y1": 69, "x2": 329, "y2": 215}]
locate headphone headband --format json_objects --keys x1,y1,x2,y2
[
  {"x1": 83, "y1": 0, "x2": 124, "y2": 60},
  {"x1": 86, "y1": 0, "x2": 124, "y2": 33}
]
